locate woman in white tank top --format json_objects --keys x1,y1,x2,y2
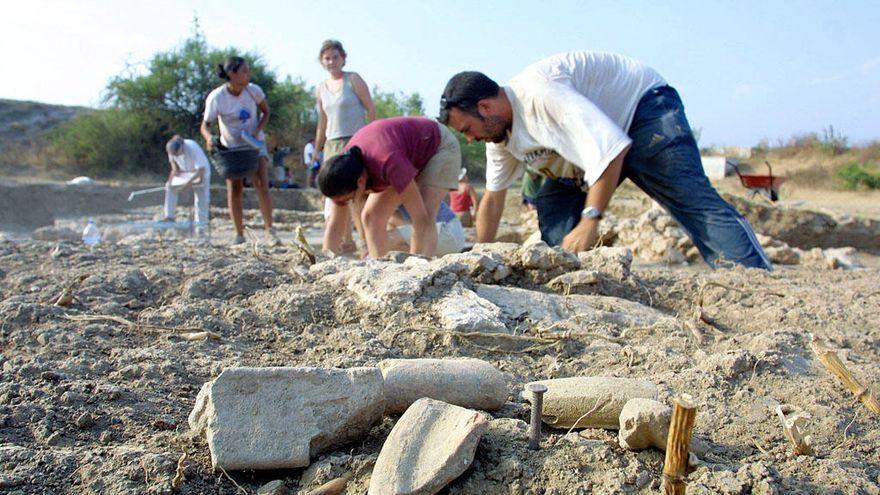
[{"x1": 314, "y1": 40, "x2": 376, "y2": 255}]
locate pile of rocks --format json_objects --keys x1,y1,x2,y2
[
  {"x1": 190, "y1": 362, "x2": 693, "y2": 494},
  {"x1": 611, "y1": 205, "x2": 864, "y2": 269}
]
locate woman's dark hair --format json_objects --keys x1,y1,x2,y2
[
  {"x1": 318, "y1": 146, "x2": 365, "y2": 197},
  {"x1": 318, "y1": 39, "x2": 347, "y2": 61},
  {"x1": 438, "y1": 71, "x2": 500, "y2": 124},
  {"x1": 217, "y1": 56, "x2": 247, "y2": 81}
]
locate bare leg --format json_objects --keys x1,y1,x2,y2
[
  {"x1": 227, "y1": 178, "x2": 244, "y2": 236},
  {"x1": 253, "y1": 157, "x2": 274, "y2": 230}
]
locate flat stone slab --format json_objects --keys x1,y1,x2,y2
[
  {"x1": 524, "y1": 377, "x2": 658, "y2": 430},
  {"x1": 476, "y1": 285, "x2": 669, "y2": 329},
  {"x1": 368, "y1": 398, "x2": 489, "y2": 495},
  {"x1": 189, "y1": 367, "x2": 384, "y2": 470},
  {"x1": 379, "y1": 358, "x2": 508, "y2": 414}
]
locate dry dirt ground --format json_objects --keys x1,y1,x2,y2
[{"x1": 0, "y1": 181, "x2": 878, "y2": 495}]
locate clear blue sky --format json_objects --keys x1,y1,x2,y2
[{"x1": 4, "y1": 0, "x2": 878, "y2": 147}]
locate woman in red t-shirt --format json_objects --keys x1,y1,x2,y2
[
  {"x1": 319, "y1": 117, "x2": 461, "y2": 258},
  {"x1": 449, "y1": 168, "x2": 479, "y2": 227}
]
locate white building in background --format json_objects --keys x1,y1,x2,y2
[
  {"x1": 700, "y1": 156, "x2": 737, "y2": 180},
  {"x1": 705, "y1": 146, "x2": 752, "y2": 159}
]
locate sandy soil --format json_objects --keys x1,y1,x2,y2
[{"x1": 0, "y1": 182, "x2": 878, "y2": 495}]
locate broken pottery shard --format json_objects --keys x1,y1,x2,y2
[
  {"x1": 188, "y1": 367, "x2": 384, "y2": 470},
  {"x1": 368, "y1": 398, "x2": 489, "y2": 495},
  {"x1": 379, "y1": 358, "x2": 507, "y2": 414},
  {"x1": 618, "y1": 398, "x2": 672, "y2": 451},
  {"x1": 524, "y1": 377, "x2": 658, "y2": 430}
]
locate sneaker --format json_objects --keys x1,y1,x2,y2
[
  {"x1": 231, "y1": 234, "x2": 246, "y2": 245},
  {"x1": 266, "y1": 228, "x2": 281, "y2": 246},
  {"x1": 240, "y1": 130, "x2": 265, "y2": 150}
]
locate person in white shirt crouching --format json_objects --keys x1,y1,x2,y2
[{"x1": 163, "y1": 135, "x2": 210, "y2": 234}]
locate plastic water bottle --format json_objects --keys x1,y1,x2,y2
[{"x1": 82, "y1": 219, "x2": 101, "y2": 247}]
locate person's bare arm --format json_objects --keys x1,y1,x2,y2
[
  {"x1": 468, "y1": 185, "x2": 479, "y2": 215},
  {"x1": 255, "y1": 99, "x2": 270, "y2": 134},
  {"x1": 323, "y1": 201, "x2": 351, "y2": 255},
  {"x1": 167, "y1": 158, "x2": 178, "y2": 184},
  {"x1": 186, "y1": 167, "x2": 206, "y2": 186},
  {"x1": 314, "y1": 88, "x2": 328, "y2": 157},
  {"x1": 560, "y1": 146, "x2": 628, "y2": 253},
  {"x1": 348, "y1": 191, "x2": 368, "y2": 257},
  {"x1": 350, "y1": 73, "x2": 376, "y2": 122},
  {"x1": 200, "y1": 121, "x2": 214, "y2": 151},
  {"x1": 476, "y1": 189, "x2": 507, "y2": 242},
  {"x1": 397, "y1": 181, "x2": 436, "y2": 256}
]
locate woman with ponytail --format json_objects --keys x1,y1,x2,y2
[
  {"x1": 319, "y1": 116, "x2": 461, "y2": 258},
  {"x1": 200, "y1": 56, "x2": 278, "y2": 245}
]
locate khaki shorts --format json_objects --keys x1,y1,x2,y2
[
  {"x1": 417, "y1": 124, "x2": 460, "y2": 191},
  {"x1": 324, "y1": 137, "x2": 350, "y2": 161}
]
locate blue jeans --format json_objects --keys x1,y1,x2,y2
[{"x1": 535, "y1": 86, "x2": 772, "y2": 270}]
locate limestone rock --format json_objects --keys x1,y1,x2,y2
[
  {"x1": 524, "y1": 377, "x2": 658, "y2": 429},
  {"x1": 577, "y1": 247, "x2": 633, "y2": 280},
  {"x1": 697, "y1": 349, "x2": 756, "y2": 379},
  {"x1": 618, "y1": 398, "x2": 708, "y2": 455},
  {"x1": 518, "y1": 241, "x2": 580, "y2": 271},
  {"x1": 434, "y1": 284, "x2": 507, "y2": 333},
  {"x1": 618, "y1": 398, "x2": 672, "y2": 450},
  {"x1": 471, "y1": 242, "x2": 521, "y2": 266},
  {"x1": 476, "y1": 284, "x2": 669, "y2": 329},
  {"x1": 429, "y1": 252, "x2": 511, "y2": 282},
  {"x1": 188, "y1": 367, "x2": 384, "y2": 470},
  {"x1": 318, "y1": 259, "x2": 457, "y2": 308},
  {"x1": 368, "y1": 398, "x2": 489, "y2": 495},
  {"x1": 379, "y1": 358, "x2": 507, "y2": 414},
  {"x1": 257, "y1": 479, "x2": 288, "y2": 495},
  {"x1": 546, "y1": 269, "x2": 602, "y2": 293}
]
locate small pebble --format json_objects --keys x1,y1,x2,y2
[
  {"x1": 75, "y1": 412, "x2": 94, "y2": 429},
  {"x1": 257, "y1": 479, "x2": 288, "y2": 495}
]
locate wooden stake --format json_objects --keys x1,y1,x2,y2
[
  {"x1": 662, "y1": 394, "x2": 697, "y2": 495},
  {"x1": 775, "y1": 405, "x2": 813, "y2": 456},
  {"x1": 810, "y1": 334, "x2": 880, "y2": 414}
]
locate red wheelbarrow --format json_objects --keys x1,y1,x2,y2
[{"x1": 730, "y1": 161, "x2": 786, "y2": 202}]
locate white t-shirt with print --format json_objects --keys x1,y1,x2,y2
[
  {"x1": 168, "y1": 139, "x2": 210, "y2": 176},
  {"x1": 485, "y1": 51, "x2": 666, "y2": 191},
  {"x1": 203, "y1": 83, "x2": 267, "y2": 148}
]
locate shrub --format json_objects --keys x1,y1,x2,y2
[{"x1": 836, "y1": 162, "x2": 880, "y2": 190}]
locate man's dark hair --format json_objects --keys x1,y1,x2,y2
[
  {"x1": 318, "y1": 146, "x2": 365, "y2": 197},
  {"x1": 438, "y1": 71, "x2": 500, "y2": 124}
]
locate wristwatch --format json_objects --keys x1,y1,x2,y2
[{"x1": 581, "y1": 206, "x2": 603, "y2": 220}]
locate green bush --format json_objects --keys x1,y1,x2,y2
[
  {"x1": 836, "y1": 162, "x2": 880, "y2": 190},
  {"x1": 49, "y1": 25, "x2": 316, "y2": 177}
]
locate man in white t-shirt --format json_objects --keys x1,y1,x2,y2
[
  {"x1": 439, "y1": 51, "x2": 771, "y2": 270},
  {"x1": 163, "y1": 136, "x2": 210, "y2": 229}
]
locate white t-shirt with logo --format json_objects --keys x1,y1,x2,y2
[
  {"x1": 169, "y1": 139, "x2": 210, "y2": 175},
  {"x1": 203, "y1": 83, "x2": 267, "y2": 148},
  {"x1": 485, "y1": 51, "x2": 666, "y2": 191}
]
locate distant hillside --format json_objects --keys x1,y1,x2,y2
[{"x1": 0, "y1": 98, "x2": 91, "y2": 148}]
